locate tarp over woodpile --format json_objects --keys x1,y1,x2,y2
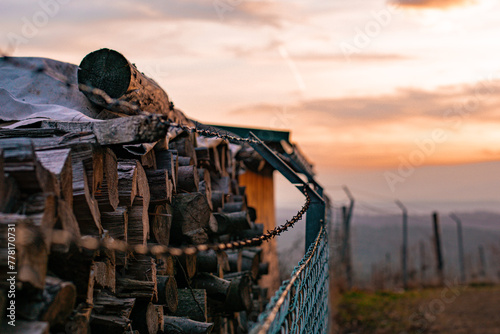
[
  {"x1": 0, "y1": 57, "x2": 101, "y2": 127},
  {"x1": 0, "y1": 56, "x2": 191, "y2": 130}
]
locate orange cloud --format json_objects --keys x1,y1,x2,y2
[
  {"x1": 229, "y1": 80, "x2": 500, "y2": 169},
  {"x1": 391, "y1": 0, "x2": 478, "y2": 9}
]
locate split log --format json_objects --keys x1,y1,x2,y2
[
  {"x1": 47, "y1": 244, "x2": 95, "y2": 303},
  {"x1": 101, "y1": 207, "x2": 128, "y2": 242},
  {"x1": 20, "y1": 193, "x2": 57, "y2": 251},
  {"x1": 0, "y1": 138, "x2": 41, "y2": 193},
  {"x1": 156, "y1": 305, "x2": 165, "y2": 332},
  {"x1": 210, "y1": 191, "x2": 225, "y2": 212},
  {"x1": 222, "y1": 201, "x2": 246, "y2": 213},
  {"x1": 150, "y1": 204, "x2": 173, "y2": 246},
  {"x1": 41, "y1": 279, "x2": 75, "y2": 325},
  {"x1": 117, "y1": 159, "x2": 138, "y2": 207},
  {"x1": 90, "y1": 291, "x2": 135, "y2": 334},
  {"x1": 224, "y1": 211, "x2": 252, "y2": 230},
  {"x1": 227, "y1": 250, "x2": 260, "y2": 280},
  {"x1": 80, "y1": 146, "x2": 103, "y2": 198},
  {"x1": 175, "y1": 289, "x2": 207, "y2": 322},
  {"x1": 125, "y1": 254, "x2": 157, "y2": 302},
  {"x1": 16, "y1": 276, "x2": 76, "y2": 327},
  {"x1": 208, "y1": 146, "x2": 221, "y2": 174},
  {"x1": 230, "y1": 179, "x2": 240, "y2": 197},
  {"x1": 0, "y1": 215, "x2": 47, "y2": 289},
  {"x1": 141, "y1": 147, "x2": 157, "y2": 169},
  {"x1": 117, "y1": 158, "x2": 150, "y2": 219},
  {"x1": 195, "y1": 147, "x2": 210, "y2": 163},
  {"x1": 171, "y1": 193, "x2": 211, "y2": 245},
  {"x1": 211, "y1": 175, "x2": 231, "y2": 196},
  {"x1": 101, "y1": 207, "x2": 128, "y2": 266},
  {"x1": 146, "y1": 169, "x2": 173, "y2": 204},
  {"x1": 56, "y1": 198, "x2": 82, "y2": 248},
  {"x1": 128, "y1": 197, "x2": 149, "y2": 246},
  {"x1": 192, "y1": 273, "x2": 230, "y2": 301},
  {"x1": 177, "y1": 165, "x2": 199, "y2": 193},
  {"x1": 72, "y1": 159, "x2": 102, "y2": 236},
  {"x1": 90, "y1": 259, "x2": 116, "y2": 292},
  {"x1": 0, "y1": 174, "x2": 20, "y2": 213},
  {"x1": 169, "y1": 133, "x2": 197, "y2": 166},
  {"x1": 176, "y1": 254, "x2": 197, "y2": 281},
  {"x1": 163, "y1": 316, "x2": 214, "y2": 334},
  {"x1": 212, "y1": 211, "x2": 251, "y2": 235},
  {"x1": 217, "y1": 145, "x2": 227, "y2": 175},
  {"x1": 224, "y1": 272, "x2": 253, "y2": 313},
  {"x1": 207, "y1": 214, "x2": 219, "y2": 235},
  {"x1": 193, "y1": 273, "x2": 252, "y2": 312},
  {"x1": 157, "y1": 275, "x2": 178, "y2": 313},
  {"x1": 231, "y1": 194, "x2": 245, "y2": 203},
  {"x1": 116, "y1": 278, "x2": 156, "y2": 301},
  {"x1": 130, "y1": 301, "x2": 158, "y2": 334},
  {"x1": 235, "y1": 223, "x2": 263, "y2": 240},
  {"x1": 157, "y1": 255, "x2": 175, "y2": 277},
  {"x1": 177, "y1": 156, "x2": 194, "y2": 166},
  {"x1": 196, "y1": 250, "x2": 229, "y2": 277},
  {"x1": 41, "y1": 115, "x2": 172, "y2": 145},
  {"x1": 155, "y1": 150, "x2": 177, "y2": 193},
  {"x1": 198, "y1": 168, "x2": 213, "y2": 211},
  {"x1": 94, "y1": 148, "x2": 119, "y2": 212},
  {"x1": 35, "y1": 148, "x2": 73, "y2": 207},
  {"x1": 64, "y1": 303, "x2": 92, "y2": 334}
]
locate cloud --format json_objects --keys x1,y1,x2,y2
[
  {"x1": 292, "y1": 53, "x2": 411, "y2": 62},
  {"x1": 390, "y1": 0, "x2": 478, "y2": 9},
  {"x1": 228, "y1": 79, "x2": 500, "y2": 168},
  {"x1": 231, "y1": 81, "x2": 500, "y2": 125}
]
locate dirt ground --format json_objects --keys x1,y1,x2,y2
[
  {"x1": 333, "y1": 284, "x2": 500, "y2": 334},
  {"x1": 426, "y1": 285, "x2": 500, "y2": 334}
]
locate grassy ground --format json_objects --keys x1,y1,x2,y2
[{"x1": 334, "y1": 283, "x2": 500, "y2": 334}]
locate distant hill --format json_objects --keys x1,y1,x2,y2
[{"x1": 276, "y1": 208, "x2": 500, "y2": 286}]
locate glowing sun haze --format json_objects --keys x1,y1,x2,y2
[{"x1": 2, "y1": 0, "x2": 500, "y2": 211}]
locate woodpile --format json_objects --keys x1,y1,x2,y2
[{"x1": 0, "y1": 50, "x2": 271, "y2": 334}]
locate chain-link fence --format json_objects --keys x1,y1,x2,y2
[{"x1": 251, "y1": 226, "x2": 329, "y2": 334}]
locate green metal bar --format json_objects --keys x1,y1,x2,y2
[{"x1": 248, "y1": 132, "x2": 325, "y2": 250}]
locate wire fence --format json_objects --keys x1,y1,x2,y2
[{"x1": 251, "y1": 225, "x2": 329, "y2": 334}]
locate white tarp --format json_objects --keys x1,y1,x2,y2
[{"x1": 0, "y1": 57, "x2": 102, "y2": 128}]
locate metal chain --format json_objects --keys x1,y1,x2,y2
[
  {"x1": 81, "y1": 186, "x2": 310, "y2": 256},
  {"x1": 171, "y1": 121, "x2": 261, "y2": 145}
]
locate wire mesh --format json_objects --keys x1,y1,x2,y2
[{"x1": 251, "y1": 226, "x2": 329, "y2": 334}]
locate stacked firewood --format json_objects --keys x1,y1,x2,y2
[{"x1": 0, "y1": 115, "x2": 269, "y2": 334}]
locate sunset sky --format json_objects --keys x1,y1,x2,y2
[{"x1": 2, "y1": 0, "x2": 500, "y2": 214}]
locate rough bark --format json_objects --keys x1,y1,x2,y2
[
  {"x1": 150, "y1": 204, "x2": 172, "y2": 246},
  {"x1": 156, "y1": 275, "x2": 178, "y2": 313},
  {"x1": 146, "y1": 169, "x2": 172, "y2": 204},
  {"x1": 171, "y1": 193, "x2": 211, "y2": 245},
  {"x1": 163, "y1": 316, "x2": 214, "y2": 334},
  {"x1": 177, "y1": 165, "x2": 199, "y2": 193},
  {"x1": 130, "y1": 301, "x2": 158, "y2": 334},
  {"x1": 174, "y1": 289, "x2": 207, "y2": 322},
  {"x1": 90, "y1": 291, "x2": 135, "y2": 334}
]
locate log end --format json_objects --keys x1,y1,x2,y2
[{"x1": 78, "y1": 48, "x2": 131, "y2": 99}]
